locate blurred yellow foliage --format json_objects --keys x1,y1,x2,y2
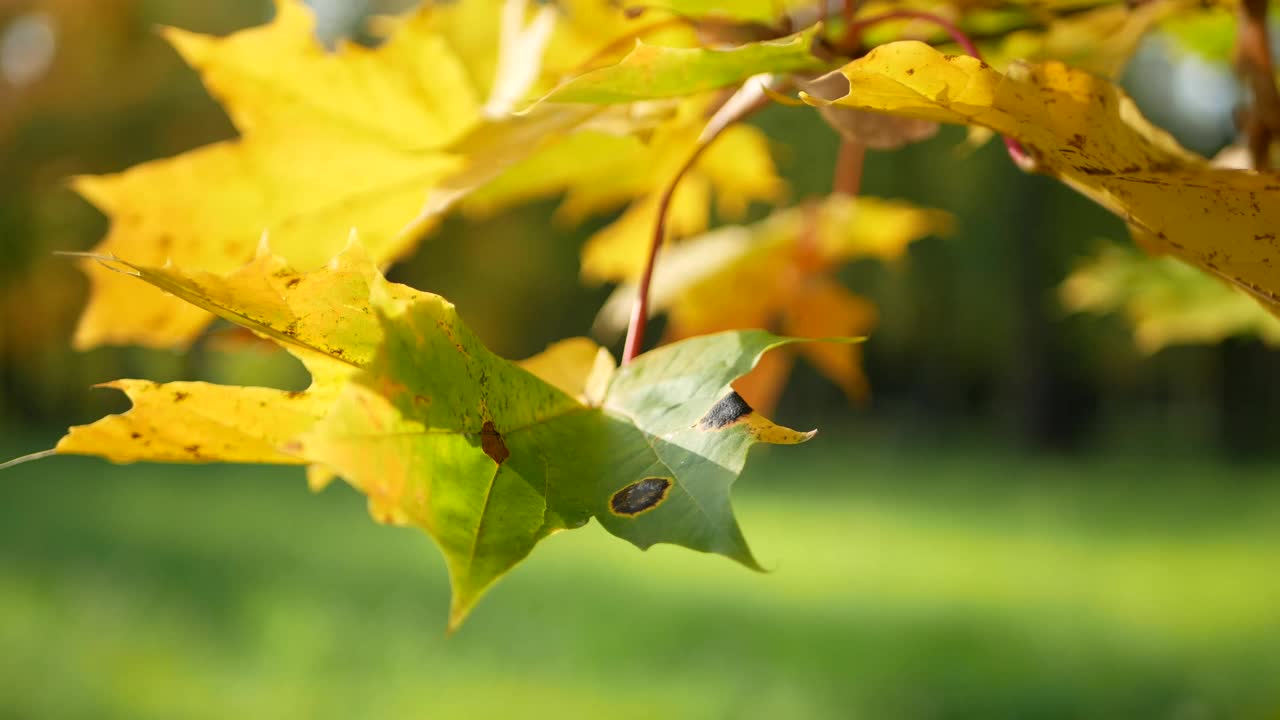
[
  {"x1": 597, "y1": 196, "x2": 952, "y2": 410},
  {"x1": 1062, "y1": 244, "x2": 1280, "y2": 353}
]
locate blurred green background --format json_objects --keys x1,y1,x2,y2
[{"x1": 2, "y1": 1, "x2": 1278, "y2": 718}]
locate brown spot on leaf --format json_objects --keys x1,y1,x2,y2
[
  {"x1": 285, "y1": 390, "x2": 305, "y2": 399},
  {"x1": 696, "y1": 391, "x2": 753, "y2": 431},
  {"x1": 480, "y1": 421, "x2": 509, "y2": 465},
  {"x1": 129, "y1": 432, "x2": 142, "y2": 440},
  {"x1": 609, "y1": 477, "x2": 672, "y2": 517},
  {"x1": 173, "y1": 391, "x2": 190, "y2": 402},
  {"x1": 184, "y1": 444, "x2": 201, "y2": 455},
  {"x1": 285, "y1": 277, "x2": 302, "y2": 289}
]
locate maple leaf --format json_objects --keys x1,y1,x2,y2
[
  {"x1": 43, "y1": 242, "x2": 831, "y2": 630},
  {"x1": 296, "y1": 292, "x2": 819, "y2": 628},
  {"x1": 1062, "y1": 243, "x2": 1280, "y2": 353},
  {"x1": 802, "y1": 41, "x2": 1280, "y2": 315},
  {"x1": 70, "y1": 0, "x2": 606, "y2": 351},
  {"x1": 595, "y1": 195, "x2": 952, "y2": 411}
]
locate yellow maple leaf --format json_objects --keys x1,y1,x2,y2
[
  {"x1": 72, "y1": 2, "x2": 474, "y2": 349},
  {"x1": 803, "y1": 40, "x2": 1280, "y2": 316},
  {"x1": 70, "y1": 0, "x2": 638, "y2": 350},
  {"x1": 596, "y1": 195, "x2": 952, "y2": 410}
]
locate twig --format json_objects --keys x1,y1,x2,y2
[
  {"x1": 846, "y1": 8, "x2": 978, "y2": 55},
  {"x1": 833, "y1": 139, "x2": 866, "y2": 196},
  {"x1": 842, "y1": 0, "x2": 858, "y2": 25},
  {"x1": 1235, "y1": 0, "x2": 1280, "y2": 170}
]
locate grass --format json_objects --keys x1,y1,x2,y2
[{"x1": 2, "y1": 429, "x2": 1279, "y2": 719}]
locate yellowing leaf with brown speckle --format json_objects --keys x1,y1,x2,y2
[
  {"x1": 55, "y1": 240, "x2": 395, "y2": 466},
  {"x1": 55, "y1": 381, "x2": 326, "y2": 466},
  {"x1": 803, "y1": 40, "x2": 1280, "y2": 315},
  {"x1": 37, "y1": 239, "x2": 836, "y2": 630}
]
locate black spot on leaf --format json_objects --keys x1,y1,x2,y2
[
  {"x1": 609, "y1": 477, "x2": 672, "y2": 516},
  {"x1": 480, "y1": 421, "x2": 509, "y2": 465},
  {"x1": 696, "y1": 391, "x2": 753, "y2": 430}
]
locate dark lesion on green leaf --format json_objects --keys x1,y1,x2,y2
[
  {"x1": 480, "y1": 420, "x2": 509, "y2": 465},
  {"x1": 695, "y1": 391, "x2": 752, "y2": 431},
  {"x1": 609, "y1": 477, "x2": 672, "y2": 517}
]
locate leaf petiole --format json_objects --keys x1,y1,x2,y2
[
  {"x1": 0, "y1": 448, "x2": 56, "y2": 472},
  {"x1": 621, "y1": 86, "x2": 772, "y2": 364},
  {"x1": 621, "y1": 139, "x2": 708, "y2": 364}
]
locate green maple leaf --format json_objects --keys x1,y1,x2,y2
[
  {"x1": 293, "y1": 277, "x2": 825, "y2": 629},
  {"x1": 36, "y1": 242, "x2": 836, "y2": 630}
]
